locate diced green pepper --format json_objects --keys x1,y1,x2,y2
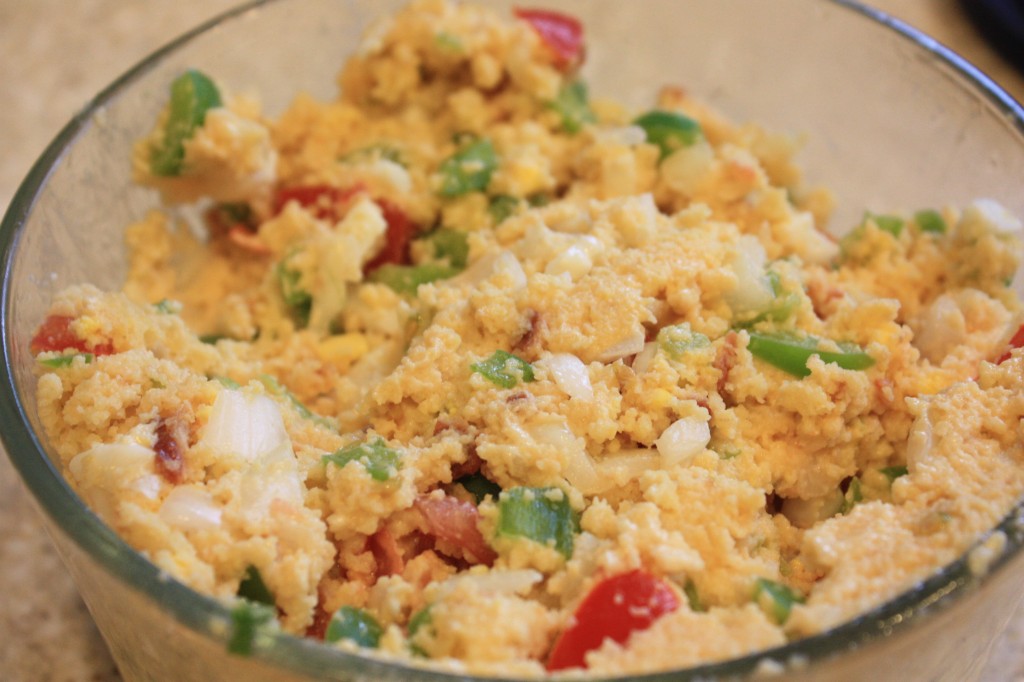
[
  {"x1": 39, "y1": 353, "x2": 94, "y2": 368},
  {"x1": 227, "y1": 601, "x2": 276, "y2": 656},
  {"x1": 633, "y1": 110, "x2": 703, "y2": 159},
  {"x1": 657, "y1": 323, "x2": 710, "y2": 359},
  {"x1": 428, "y1": 228, "x2": 470, "y2": 269},
  {"x1": 369, "y1": 263, "x2": 460, "y2": 294},
  {"x1": 684, "y1": 579, "x2": 704, "y2": 612},
  {"x1": 456, "y1": 472, "x2": 502, "y2": 504},
  {"x1": 753, "y1": 577, "x2": 804, "y2": 625},
  {"x1": 212, "y1": 375, "x2": 241, "y2": 389},
  {"x1": 914, "y1": 209, "x2": 946, "y2": 234},
  {"x1": 471, "y1": 350, "x2": 535, "y2": 388},
  {"x1": 237, "y1": 565, "x2": 274, "y2": 606},
  {"x1": 746, "y1": 331, "x2": 875, "y2": 378},
  {"x1": 154, "y1": 299, "x2": 178, "y2": 314},
  {"x1": 880, "y1": 465, "x2": 909, "y2": 482},
  {"x1": 276, "y1": 253, "x2": 312, "y2": 328},
  {"x1": 435, "y1": 31, "x2": 464, "y2": 52},
  {"x1": 407, "y1": 604, "x2": 434, "y2": 657},
  {"x1": 839, "y1": 477, "x2": 862, "y2": 514},
  {"x1": 325, "y1": 606, "x2": 383, "y2": 648},
  {"x1": 438, "y1": 138, "x2": 497, "y2": 197},
  {"x1": 150, "y1": 69, "x2": 222, "y2": 176},
  {"x1": 488, "y1": 195, "x2": 521, "y2": 224},
  {"x1": 259, "y1": 374, "x2": 336, "y2": 430},
  {"x1": 199, "y1": 334, "x2": 228, "y2": 345},
  {"x1": 549, "y1": 80, "x2": 596, "y2": 134},
  {"x1": 496, "y1": 486, "x2": 578, "y2": 558},
  {"x1": 322, "y1": 437, "x2": 402, "y2": 482},
  {"x1": 867, "y1": 212, "x2": 904, "y2": 237}
]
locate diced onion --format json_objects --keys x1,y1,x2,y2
[
  {"x1": 199, "y1": 390, "x2": 290, "y2": 464},
  {"x1": 589, "y1": 448, "x2": 662, "y2": 492},
  {"x1": 631, "y1": 342, "x2": 658, "y2": 374},
  {"x1": 159, "y1": 485, "x2": 223, "y2": 531},
  {"x1": 724, "y1": 235, "x2": 774, "y2": 317},
  {"x1": 597, "y1": 329, "x2": 646, "y2": 363},
  {"x1": 660, "y1": 138, "x2": 714, "y2": 196},
  {"x1": 542, "y1": 353, "x2": 594, "y2": 401},
  {"x1": 965, "y1": 198, "x2": 1022, "y2": 234},
  {"x1": 655, "y1": 417, "x2": 711, "y2": 465}
]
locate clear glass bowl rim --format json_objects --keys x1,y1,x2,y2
[{"x1": 2, "y1": 0, "x2": 1023, "y2": 679}]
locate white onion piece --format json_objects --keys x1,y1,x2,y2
[
  {"x1": 199, "y1": 390, "x2": 290, "y2": 464},
  {"x1": 159, "y1": 485, "x2": 223, "y2": 531},
  {"x1": 542, "y1": 353, "x2": 594, "y2": 401},
  {"x1": 905, "y1": 401, "x2": 933, "y2": 472},
  {"x1": 597, "y1": 329, "x2": 646, "y2": 363},
  {"x1": 781, "y1": 490, "x2": 845, "y2": 529},
  {"x1": 631, "y1": 342, "x2": 658, "y2": 375},
  {"x1": 68, "y1": 440, "x2": 158, "y2": 522},
  {"x1": 448, "y1": 250, "x2": 526, "y2": 292},
  {"x1": 545, "y1": 244, "x2": 593, "y2": 279},
  {"x1": 660, "y1": 138, "x2": 714, "y2": 196},
  {"x1": 529, "y1": 420, "x2": 600, "y2": 494},
  {"x1": 655, "y1": 417, "x2": 711, "y2": 465},
  {"x1": 724, "y1": 235, "x2": 774, "y2": 317},
  {"x1": 589, "y1": 448, "x2": 662, "y2": 493},
  {"x1": 965, "y1": 198, "x2": 1022, "y2": 234},
  {"x1": 132, "y1": 474, "x2": 163, "y2": 501},
  {"x1": 791, "y1": 211, "x2": 838, "y2": 265}
]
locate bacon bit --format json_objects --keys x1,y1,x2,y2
[
  {"x1": 433, "y1": 416, "x2": 469, "y2": 436},
  {"x1": 996, "y1": 324, "x2": 1024, "y2": 364},
  {"x1": 450, "y1": 450, "x2": 483, "y2": 480},
  {"x1": 414, "y1": 495, "x2": 497, "y2": 566},
  {"x1": 363, "y1": 199, "x2": 415, "y2": 274},
  {"x1": 713, "y1": 331, "x2": 739, "y2": 399},
  {"x1": 874, "y1": 377, "x2": 895, "y2": 407},
  {"x1": 367, "y1": 526, "x2": 405, "y2": 578},
  {"x1": 30, "y1": 315, "x2": 114, "y2": 357},
  {"x1": 227, "y1": 225, "x2": 272, "y2": 255},
  {"x1": 273, "y1": 183, "x2": 367, "y2": 222},
  {"x1": 514, "y1": 8, "x2": 585, "y2": 72},
  {"x1": 153, "y1": 414, "x2": 189, "y2": 484},
  {"x1": 505, "y1": 390, "x2": 530, "y2": 405},
  {"x1": 305, "y1": 595, "x2": 332, "y2": 640},
  {"x1": 808, "y1": 280, "x2": 844, "y2": 320},
  {"x1": 512, "y1": 309, "x2": 546, "y2": 358}
]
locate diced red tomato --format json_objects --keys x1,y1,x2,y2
[
  {"x1": 996, "y1": 324, "x2": 1024, "y2": 364},
  {"x1": 367, "y1": 526, "x2": 405, "y2": 578},
  {"x1": 29, "y1": 315, "x2": 114, "y2": 356},
  {"x1": 514, "y1": 8, "x2": 584, "y2": 71},
  {"x1": 272, "y1": 183, "x2": 367, "y2": 222},
  {"x1": 304, "y1": 596, "x2": 332, "y2": 640},
  {"x1": 414, "y1": 494, "x2": 497, "y2": 565},
  {"x1": 364, "y1": 199, "x2": 415, "y2": 274},
  {"x1": 546, "y1": 570, "x2": 680, "y2": 671}
]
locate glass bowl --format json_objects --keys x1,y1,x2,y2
[{"x1": 3, "y1": 0, "x2": 1024, "y2": 680}]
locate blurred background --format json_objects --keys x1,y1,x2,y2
[{"x1": 1, "y1": 1, "x2": 1022, "y2": 679}]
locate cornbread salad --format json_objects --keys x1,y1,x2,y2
[{"x1": 30, "y1": 0, "x2": 1024, "y2": 676}]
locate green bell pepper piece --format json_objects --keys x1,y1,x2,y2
[
  {"x1": 746, "y1": 331, "x2": 874, "y2": 378},
  {"x1": 496, "y1": 486, "x2": 578, "y2": 558},
  {"x1": 150, "y1": 69, "x2": 222, "y2": 176}
]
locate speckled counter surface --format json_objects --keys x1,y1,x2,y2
[{"x1": 2, "y1": 1, "x2": 1023, "y2": 680}]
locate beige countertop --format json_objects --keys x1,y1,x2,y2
[{"x1": 1, "y1": 1, "x2": 1023, "y2": 680}]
